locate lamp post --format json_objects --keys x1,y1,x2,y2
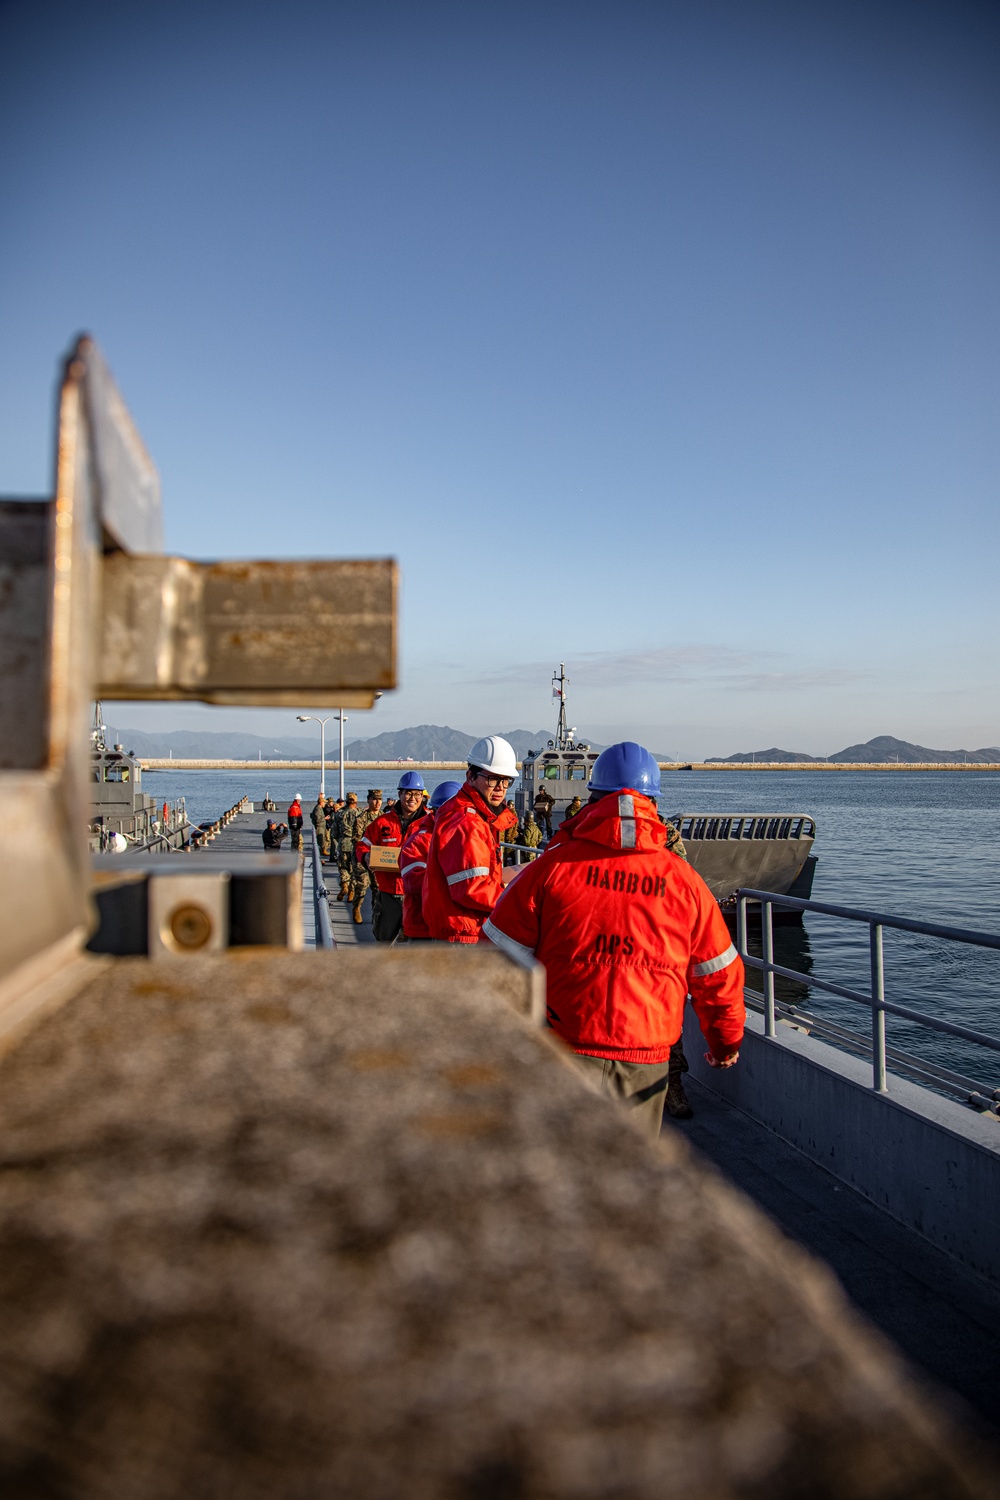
[
  {"x1": 296, "y1": 715, "x2": 332, "y2": 797},
  {"x1": 330, "y1": 692, "x2": 381, "y2": 801},
  {"x1": 332, "y1": 709, "x2": 348, "y2": 802}
]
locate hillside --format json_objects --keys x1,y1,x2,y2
[
  {"x1": 106, "y1": 723, "x2": 559, "y2": 762},
  {"x1": 708, "y1": 748, "x2": 825, "y2": 764},
  {"x1": 710, "y1": 736, "x2": 1000, "y2": 764},
  {"x1": 827, "y1": 736, "x2": 1000, "y2": 764},
  {"x1": 339, "y1": 726, "x2": 554, "y2": 762},
  {"x1": 104, "y1": 727, "x2": 322, "y2": 760}
]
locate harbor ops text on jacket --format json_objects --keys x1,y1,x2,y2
[
  {"x1": 484, "y1": 790, "x2": 745, "y2": 1064},
  {"x1": 422, "y1": 782, "x2": 516, "y2": 943}
]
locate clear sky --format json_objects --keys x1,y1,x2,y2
[{"x1": 2, "y1": 0, "x2": 997, "y2": 757}]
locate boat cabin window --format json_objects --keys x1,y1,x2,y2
[
  {"x1": 542, "y1": 765, "x2": 560, "y2": 780},
  {"x1": 567, "y1": 765, "x2": 587, "y2": 780},
  {"x1": 103, "y1": 765, "x2": 129, "y2": 782}
]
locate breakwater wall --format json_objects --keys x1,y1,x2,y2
[{"x1": 140, "y1": 758, "x2": 1000, "y2": 772}]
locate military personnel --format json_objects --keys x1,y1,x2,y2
[
  {"x1": 499, "y1": 798, "x2": 518, "y2": 864},
  {"x1": 520, "y1": 811, "x2": 543, "y2": 859},
  {"x1": 563, "y1": 794, "x2": 583, "y2": 821},
  {"x1": 533, "y1": 783, "x2": 555, "y2": 837},
  {"x1": 351, "y1": 788, "x2": 383, "y2": 926},
  {"x1": 311, "y1": 793, "x2": 330, "y2": 858},
  {"x1": 334, "y1": 793, "x2": 360, "y2": 901}
]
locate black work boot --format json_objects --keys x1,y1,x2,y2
[
  {"x1": 666, "y1": 1077, "x2": 693, "y2": 1119},
  {"x1": 666, "y1": 1039, "x2": 692, "y2": 1118}
]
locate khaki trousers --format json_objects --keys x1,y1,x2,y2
[{"x1": 568, "y1": 1053, "x2": 671, "y2": 1138}]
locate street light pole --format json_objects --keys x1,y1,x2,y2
[
  {"x1": 296, "y1": 715, "x2": 331, "y2": 797},
  {"x1": 337, "y1": 708, "x2": 347, "y2": 802}
]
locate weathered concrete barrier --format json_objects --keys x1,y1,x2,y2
[
  {"x1": 0, "y1": 948, "x2": 988, "y2": 1497},
  {"x1": 685, "y1": 1006, "x2": 1000, "y2": 1285}
]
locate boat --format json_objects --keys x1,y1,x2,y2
[
  {"x1": 516, "y1": 664, "x2": 817, "y2": 910},
  {"x1": 89, "y1": 703, "x2": 189, "y2": 852}
]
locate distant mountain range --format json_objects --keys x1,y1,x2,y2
[
  {"x1": 109, "y1": 726, "x2": 999, "y2": 765},
  {"x1": 106, "y1": 723, "x2": 569, "y2": 762},
  {"x1": 710, "y1": 736, "x2": 1000, "y2": 764}
]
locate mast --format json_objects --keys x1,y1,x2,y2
[
  {"x1": 92, "y1": 701, "x2": 107, "y2": 753},
  {"x1": 552, "y1": 663, "x2": 571, "y2": 749}
]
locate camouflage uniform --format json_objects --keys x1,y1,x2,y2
[
  {"x1": 311, "y1": 797, "x2": 330, "y2": 858},
  {"x1": 351, "y1": 802, "x2": 382, "y2": 916},
  {"x1": 520, "y1": 812, "x2": 543, "y2": 859},
  {"x1": 335, "y1": 800, "x2": 361, "y2": 899},
  {"x1": 499, "y1": 800, "x2": 517, "y2": 864},
  {"x1": 563, "y1": 796, "x2": 583, "y2": 822}
]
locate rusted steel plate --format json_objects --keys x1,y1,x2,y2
[{"x1": 98, "y1": 555, "x2": 397, "y2": 705}]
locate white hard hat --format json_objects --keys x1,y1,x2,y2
[
  {"x1": 468, "y1": 735, "x2": 518, "y2": 779},
  {"x1": 294, "y1": 792, "x2": 302, "y2": 800}
]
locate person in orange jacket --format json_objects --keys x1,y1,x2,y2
[
  {"x1": 356, "y1": 772, "x2": 427, "y2": 943},
  {"x1": 423, "y1": 736, "x2": 519, "y2": 943},
  {"x1": 399, "y1": 780, "x2": 462, "y2": 940},
  {"x1": 483, "y1": 741, "x2": 744, "y2": 1138},
  {"x1": 287, "y1": 794, "x2": 304, "y2": 851}
]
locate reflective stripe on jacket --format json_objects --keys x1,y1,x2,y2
[
  {"x1": 483, "y1": 789, "x2": 744, "y2": 1064},
  {"x1": 400, "y1": 811, "x2": 434, "y2": 938},
  {"x1": 423, "y1": 782, "x2": 507, "y2": 943}
]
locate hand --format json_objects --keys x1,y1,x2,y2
[{"x1": 705, "y1": 1050, "x2": 739, "y2": 1069}]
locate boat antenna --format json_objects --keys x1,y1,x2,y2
[
  {"x1": 552, "y1": 663, "x2": 570, "y2": 749},
  {"x1": 92, "y1": 701, "x2": 107, "y2": 753}
]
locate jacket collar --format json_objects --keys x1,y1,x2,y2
[
  {"x1": 550, "y1": 789, "x2": 666, "y2": 853},
  {"x1": 457, "y1": 779, "x2": 503, "y2": 826}
]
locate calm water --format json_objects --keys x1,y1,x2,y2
[{"x1": 144, "y1": 766, "x2": 1000, "y2": 1088}]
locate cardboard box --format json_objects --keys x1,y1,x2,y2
[{"x1": 368, "y1": 846, "x2": 400, "y2": 872}]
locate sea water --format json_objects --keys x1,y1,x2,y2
[{"x1": 143, "y1": 766, "x2": 1000, "y2": 1088}]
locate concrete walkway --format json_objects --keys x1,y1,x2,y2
[{"x1": 199, "y1": 803, "x2": 375, "y2": 948}]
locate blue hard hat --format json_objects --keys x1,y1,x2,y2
[
  {"x1": 588, "y1": 741, "x2": 660, "y2": 799},
  {"x1": 397, "y1": 770, "x2": 425, "y2": 791},
  {"x1": 430, "y1": 779, "x2": 462, "y2": 809}
]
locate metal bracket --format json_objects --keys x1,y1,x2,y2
[{"x1": 0, "y1": 335, "x2": 396, "y2": 999}]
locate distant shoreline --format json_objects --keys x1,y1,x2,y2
[{"x1": 140, "y1": 758, "x2": 1000, "y2": 772}]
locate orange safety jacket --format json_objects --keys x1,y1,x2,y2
[
  {"x1": 357, "y1": 807, "x2": 424, "y2": 896},
  {"x1": 399, "y1": 810, "x2": 435, "y2": 938},
  {"x1": 422, "y1": 783, "x2": 515, "y2": 943},
  {"x1": 483, "y1": 790, "x2": 745, "y2": 1064}
]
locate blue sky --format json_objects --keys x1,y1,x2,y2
[{"x1": 2, "y1": 0, "x2": 997, "y2": 757}]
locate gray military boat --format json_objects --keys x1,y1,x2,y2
[
  {"x1": 89, "y1": 704, "x2": 189, "y2": 852},
  {"x1": 516, "y1": 664, "x2": 817, "y2": 909}
]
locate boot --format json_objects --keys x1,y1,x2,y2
[
  {"x1": 352, "y1": 899, "x2": 364, "y2": 925},
  {"x1": 337, "y1": 879, "x2": 348, "y2": 901},
  {"x1": 665, "y1": 1077, "x2": 693, "y2": 1120}
]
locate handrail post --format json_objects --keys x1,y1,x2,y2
[
  {"x1": 736, "y1": 892, "x2": 747, "y2": 965},
  {"x1": 870, "y1": 922, "x2": 887, "y2": 1092},
  {"x1": 762, "y1": 899, "x2": 776, "y2": 1038}
]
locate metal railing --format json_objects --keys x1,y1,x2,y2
[
  {"x1": 307, "y1": 825, "x2": 334, "y2": 950},
  {"x1": 677, "y1": 814, "x2": 815, "y2": 842},
  {"x1": 736, "y1": 888, "x2": 1000, "y2": 1112},
  {"x1": 503, "y1": 841, "x2": 546, "y2": 865}
]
